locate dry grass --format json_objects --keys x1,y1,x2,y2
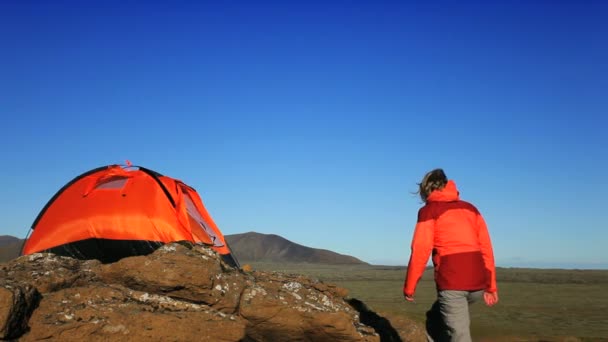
[{"x1": 249, "y1": 263, "x2": 608, "y2": 341}]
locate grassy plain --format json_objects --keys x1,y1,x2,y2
[{"x1": 249, "y1": 263, "x2": 608, "y2": 341}]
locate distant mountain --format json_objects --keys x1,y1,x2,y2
[
  {"x1": 0, "y1": 235, "x2": 21, "y2": 246},
  {"x1": 0, "y1": 235, "x2": 24, "y2": 263},
  {"x1": 225, "y1": 232, "x2": 368, "y2": 265}
]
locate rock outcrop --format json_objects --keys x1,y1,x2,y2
[{"x1": 0, "y1": 243, "x2": 422, "y2": 341}]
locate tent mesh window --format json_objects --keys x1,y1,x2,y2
[
  {"x1": 183, "y1": 193, "x2": 224, "y2": 247},
  {"x1": 95, "y1": 177, "x2": 128, "y2": 190}
]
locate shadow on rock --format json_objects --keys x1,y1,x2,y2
[
  {"x1": 347, "y1": 298, "x2": 402, "y2": 342},
  {"x1": 0, "y1": 284, "x2": 42, "y2": 340}
]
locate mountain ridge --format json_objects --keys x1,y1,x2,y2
[
  {"x1": 225, "y1": 231, "x2": 368, "y2": 265},
  {"x1": 0, "y1": 235, "x2": 22, "y2": 247},
  {"x1": 0, "y1": 236, "x2": 24, "y2": 262}
]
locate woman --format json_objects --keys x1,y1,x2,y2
[{"x1": 403, "y1": 169, "x2": 498, "y2": 342}]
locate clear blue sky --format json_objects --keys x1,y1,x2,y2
[{"x1": 1, "y1": 1, "x2": 606, "y2": 268}]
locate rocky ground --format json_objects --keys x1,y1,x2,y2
[{"x1": 0, "y1": 243, "x2": 425, "y2": 341}]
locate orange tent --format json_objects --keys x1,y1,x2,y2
[{"x1": 22, "y1": 164, "x2": 239, "y2": 267}]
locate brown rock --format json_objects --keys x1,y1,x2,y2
[
  {"x1": 378, "y1": 311, "x2": 428, "y2": 342},
  {"x1": 0, "y1": 284, "x2": 40, "y2": 340},
  {"x1": 1, "y1": 253, "x2": 100, "y2": 293},
  {"x1": 22, "y1": 285, "x2": 246, "y2": 342},
  {"x1": 0, "y1": 243, "x2": 419, "y2": 341}
]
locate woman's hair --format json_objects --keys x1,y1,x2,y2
[{"x1": 417, "y1": 168, "x2": 448, "y2": 202}]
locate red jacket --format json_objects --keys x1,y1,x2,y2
[{"x1": 403, "y1": 180, "x2": 497, "y2": 296}]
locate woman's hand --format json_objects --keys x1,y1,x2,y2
[
  {"x1": 483, "y1": 291, "x2": 499, "y2": 306},
  {"x1": 404, "y1": 294, "x2": 415, "y2": 302}
]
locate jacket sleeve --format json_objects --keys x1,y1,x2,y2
[
  {"x1": 477, "y1": 213, "x2": 498, "y2": 293},
  {"x1": 403, "y1": 208, "x2": 434, "y2": 296}
]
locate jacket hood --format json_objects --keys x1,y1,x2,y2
[{"x1": 427, "y1": 180, "x2": 460, "y2": 202}]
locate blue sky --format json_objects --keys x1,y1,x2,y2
[{"x1": 1, "y1": 1, "x2": 606, "y2": 268}]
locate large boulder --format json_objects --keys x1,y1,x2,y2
[{"x1": 0, "y1": 243, "x2": 421, "y2": 341}]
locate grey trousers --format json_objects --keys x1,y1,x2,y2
[{"x1": 425, "y1": 290, "x2": 484, "y2": 342}]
